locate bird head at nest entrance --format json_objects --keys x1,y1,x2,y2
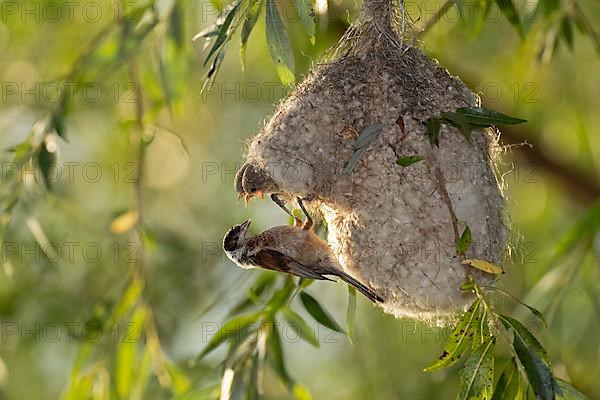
[{"x1": 234, "y1": 162, "x2": 281, "y2": 205}]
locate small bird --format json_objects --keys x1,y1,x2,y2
[
  {"x1": 234, "y1": 162, "x2": 310, "y2": 221},
  {"x1": 223, "y1": 198, "x2": 383, "y2": 303},
  {"x1": 235, "y1": 162, "x2": 279, "y2": 205}
]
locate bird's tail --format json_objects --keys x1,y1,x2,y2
[{"x1": 337, "y1": 271, "x2": 383, "y2": 303}]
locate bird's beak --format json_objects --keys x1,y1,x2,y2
[{"x1": 240, "y1": 219, "x2": 251, "y2": 235}]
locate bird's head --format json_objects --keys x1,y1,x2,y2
[
  {"x1": 223, "y1": 219, "x2": 252, "y2": 252},
  {"x1": 235, "y1": 163, "x2": 280, "y2": 204}
]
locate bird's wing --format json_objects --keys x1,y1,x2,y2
[{"x1": 253, "y1": 249, "x2": 334, "y2": 281}]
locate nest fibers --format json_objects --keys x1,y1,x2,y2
[{"x1": 240, "y1": 0, "x2": 507, "y2": 322}]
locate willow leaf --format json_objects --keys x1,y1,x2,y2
[
  {"x1": 424, "y1": 300, "x2": 481, "y2": 371},
  {"x1": 458, "y1": 337, "x2": 495, "y2": 400},
  {"x1": 265, "y1": 0, "x2": 295, "y2": 84}
]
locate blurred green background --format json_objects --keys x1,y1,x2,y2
[{"x1": 0, "y1": 0, "x2": 599, "y2": 398}]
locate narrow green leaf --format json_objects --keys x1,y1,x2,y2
[
  {"x1": 396, "y1": 155, "x2": 425, "y2": 167},
  {"x1": 492, "y1": 359, "x2": 523, "y2": 400},
  {"x1": 38, "y1": 141, "x2": 57, "y2": 190},
  {"x1": 116, "y1": 307, "x2": 146, "y2": 399},
  {"x1": 168, "y1": 2, "x2": 185, "y2": 49},
  {"x1": 343, "y1": 124, "x2": 383, "y2": 174},
  {"x1": 441, "y1": 111, "x2": 475, "y2": 143},
  {"x1": 203, "y1": 1, "x2": 241, "y2": 66},
  {"x1": 282, "y1": 308, "x2": 319, "y2": 347},
  {"x1": 346, "y1": 286, "x2": 357, "y2": 343},
  {"x1": 266, "y1": 0, "x2": 295, "y2": 85},
  {"x1": 199, "y1": 313, "x2": 261, "y2": 358},
  {"x1": 456, "y1": 107, "x2": 527, "y2": 126},
  {"x1": 165, "y1": 362, "x2": 191, "y2": 395},
  {"x1": 457, "y1": 225, "x2": 472, "y2": 255},
  {"x1": 512, "y1": 331, "x2": 556, "y2": 400},
  {"x1": 299, "y1": 292, "x2": 343, "y2": 333},
  {"x1": 556, "y1": 379, "x2": 590, "y2": 399},
  {"x1": 268, "y1": 321, "x2": 294, "y2": 387},
  {"x1": 424, "y1": 300, "x2": 481, "y2": 371},
  {"x1": 499, "y1": 315, "x2": 549, "y2": 363},
  {"x1": 471, "y1": 306, "x2": 490, "y2": 349},
  {"x1": 294, "y1": 0, "x2": 316, "y2": 43},
  {"x1": 496, "y1": 0, "x2": 525, "y2": 38},
  {"x1": 560, "y1": 17, "x2": 574, "y2": 51},
  {"x1": 240, "y1": 0, "x2": 264, "y2": 69},
  {"x1": 484, "y1": 287, "x2": 547, "y2": 326},
  {"x1": 51, "y1": 111, "x2": 66, "y2": 138},
  {"x1": 426, "y1": 117, "x2": 441, "y2": 147},
  {"x1": 458, "y1": 337, "x2": 495, "y2": 400}
]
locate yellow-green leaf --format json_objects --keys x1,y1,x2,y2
[{"x1": 463, "y1": 259, "x2": 504, "y2": 275}]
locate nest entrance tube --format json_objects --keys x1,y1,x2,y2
[{"x1": 240, "y1": 0, "x2": 507, "y2": 323}]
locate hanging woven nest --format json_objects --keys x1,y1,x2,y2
[{"x1": 239, "y1": 0, "x2": 507, "y2": 323}]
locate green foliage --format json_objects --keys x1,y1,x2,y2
[
  {"x1": 396, "y1": 155, "x2": 425, "y2": 167},
  {"x1": 426, "y1": 107, "x2": 526, "y2": 145},
  {"x1": 0, "y1": 0, "x2": 598, "y2": 398},
  {"x1": 457, "y1": 225, "x2": 472, "y2": 256}
]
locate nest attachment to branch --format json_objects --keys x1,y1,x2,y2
[{"x1": 240, "y1": 0, "x2": 507, "y2": 323}]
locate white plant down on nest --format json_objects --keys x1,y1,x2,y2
[{"x1": 240, "y1": 0, "x2": 508, "y2": 323}]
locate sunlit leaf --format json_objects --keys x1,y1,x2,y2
[
  {"x1": 424, "y1": 300, "x2": 481, "y2": 371},
  {"x1": 455, "y1": 107, "x2": 527, "y2": 126},
  {"x1": 396, "y1": 155, "x2": 425, "y2": 167},
  {"x1": 130, "y1": 345, "x2": 153, "y2": 400},
  {"x1": 457, "y1": 225, "x2": 472, "y2": 255},
  {"x1": 282, "y1": 308, "x2": 319, "y2": 347},
  {"x1": 116, "y1": 307, "x2": 146, "y2": 399},
  {"x1": 265, "y1": 0, "x2": 295, "y2": 85},
  {"x1": 463, "y1": 259, "x2": 504, "y2": 275},
  {"x1": 292, "y1": 383, "x2": 313, "y2": 400},
  {"x1": 110, "y1": 210, "x2": 140, "y2": 235},
  {"x1": 457, "y1": 337, "x2": 495, "y2": 400},
  {"x1": 198, "y1": 313, "x2": 261, "y2": 359},
  {"x1": 299, "y1": 292, "x2": 343, "y2": 333},
  {"x1": 111, "y1": 279, "x2": 144, "y2": 323}
]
